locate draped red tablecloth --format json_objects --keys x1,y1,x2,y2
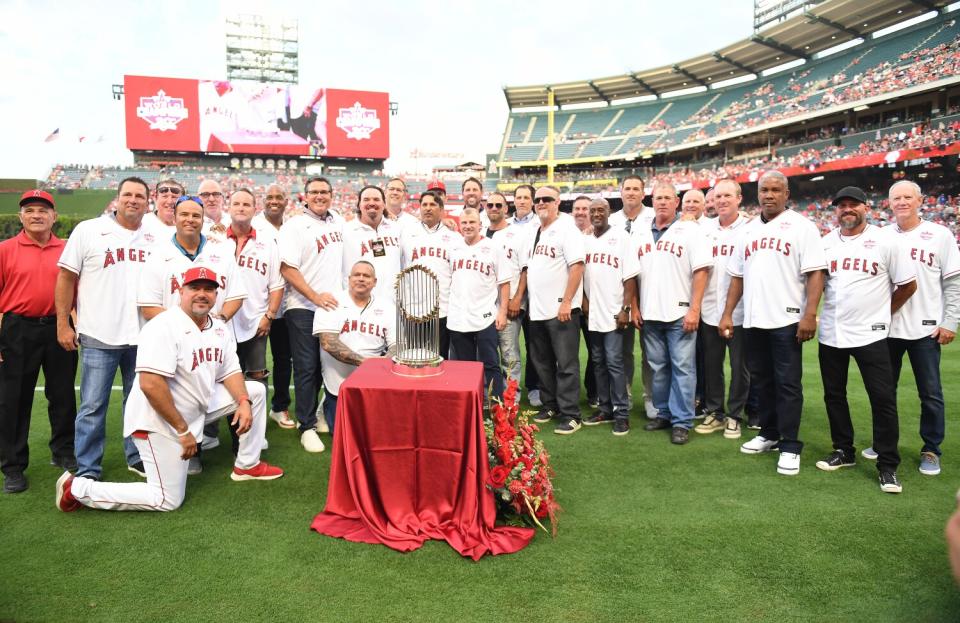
[{"x1": 310, "y1": 359, "x2": 534, "y2": 559}]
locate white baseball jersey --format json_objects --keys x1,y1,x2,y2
[
  {"x1": 201, "y1": 213, "x2": 232, "y2": 237},
  {"x1": 583, "y1": 226, "x2": 641, "y2": 333},
  {"x1": 229, "y1": 228, "x2": 285, "y2": 343},
  {"x1": 700, "y1": 214, "x2": 748, "y2": 327},
  {"x1": 388, "y1": 210, "x2": 420, "y2": 234},
  {"x1": 609, "y1": 208, "x2": 654, "y2": 235},
  {"x1": 819, "y1": 224, "x2": 916, "y2": 348},
  {"x1": 400, "y1": 223, "x2": 463, "y2": 317},
  {"x1": 489, "y1": 225, "x2": 527, "y2": 304},
  {"x1": 198, "y1": 81, "x2": 243, "y2": 151},
  {"x1": 141, "y1": 212, "x2": 176, "y2": 240},
  {"x1": 341, "y1": 218, "x2": 403, "y2": 303},
  {"x1": 137, "y1": 236, "x2": 247, "y2": 318},
  {"x1": 448, "y1": 238, "x2": 514, "y2": 332},
  {"x1": 278, "y1": 210, "x2": 344, "y2": 312},
  {"x1": 58, "y1": 213, "x2": 156, "y2": 346},
  {"x1": 523, "y1": 217, "x2": 586, "y2": 322},
  {"x1": 886, "y1": 220, "x2": 960, "y2": 339},
  {"x1": 312, "y1": 291, "x2": 396, "y2": 395},
  {"x1": 727, "y1": 209, "x2": 827, "y2": 329},
  {"x1": 638, "y1": 220, "x2": 713, "y2": 323},
  {"x1": 123, "y1": 308, "x2": 241, "y2": 441}
]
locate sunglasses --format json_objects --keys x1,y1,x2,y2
[
  {"x1": 199, "y1": 191, "x2": 223, "y2": 199},
  {"x1": 175, "y1": 195, "x2": 205, "y2": 207},
  {"x1": 486, "y1": 202, "x2": 505, "y2": 209},
  {"x1": 157, "y1": 186, "x2": 183, "y2": 196},
  {"x1": 533, "y1": 196, "x2": 557, "y2": 204}
]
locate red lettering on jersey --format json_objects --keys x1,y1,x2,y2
[
  {"x1": 747, "y1": 237, "x2": 791, "y2": 259},
  {"x1": 534, "y1": 244, "x2": 556, "y2": 259},
  {"x1": 103, "y1": 249, "x2": 116, "y2": 268},
  {"x1": 836, "y1": 257, "x2": 880, "y2": 276},
  {"x1": 636, "y1": 242, "x2": 653, "y2": 258},
  {"x1": 316, "y1": 231, "x2": 343, "y2": 253},
  {"x1": 910, "y1": 248, "x2": 935, "y2": 267},
  {"x1": 170, "y1": 276, "x2": 182, "y2": 294},
  {"x1": 655, "y1": 240, "x2": 684, "y2": 258},
  {"x1": 239, "y1": 255, "x2": 268, "y2": 276},
  {"x1": 359, "y1": 242, "x2": 369, "y2": 256}
]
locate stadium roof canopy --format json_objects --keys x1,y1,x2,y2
[{"x1": 503, "y1": 0, "x2": 954, "y2": 109}]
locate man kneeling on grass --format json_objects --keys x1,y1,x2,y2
[{"x1": 56, "y1": 267, "x2": 283, "y2": 513}]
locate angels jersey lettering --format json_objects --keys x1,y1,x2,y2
[
  {"x1": 278, "y1": 210, "x2": 344, "y2": 312},
  {"x1": 700, "y1": 214, "x2": 748, "y2": 327},
  {"x1": 727, "y1": 209, "x2": 827, "y2": 329},
  {"x1": 523, "y1": 218, "x2": 585, "y2": 322},
  {"x1": 232, "y1": 230, "x2": 285, "y2": 343},
  {"x1": 401, "y1": 224, "x2": 463, "y2": 317},
  {"x1": 638, "y1": 220, "x2": 713, "y2": 323},
  {"x1": 123, "y1": 308, "x2": 241, "y2": 441},
  {"x1": 58, "y1": 213, "x2": 156, "y2": 346},
  {"x1": 342, "y1": 219, "x2": 402, "y2": 303},
  {"x1": 448, "y1": 238, "x2": 514, "y2": 333},
  {"x1": 820, "y1": 224, "x2": 916, "y2": 348},
  {"x1": 584, "y1": 227, "x2": 641, "y2": 333},
  {"x1": 886, "y1": 220, "x2": 960, "y2": 339}
]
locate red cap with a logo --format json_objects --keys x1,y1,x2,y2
[
  {"x1": 426, "y1": 179, "x2": 446, "y2": 193},
  {"x1": 182, "y1": 267, "x2": 220, "y2": 288},
  {"x1": 19, "y1": 190, "x2": 55, "y2": 210}
]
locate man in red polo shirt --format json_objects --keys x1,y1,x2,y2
[{"x1": 0, "y1": 190, "x2": 77, "y2": 493}]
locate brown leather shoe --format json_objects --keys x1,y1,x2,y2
[{"x1": 671, "y1": 426, "x2": 690, "y2": 445}]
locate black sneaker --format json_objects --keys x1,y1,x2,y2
[
  {"x1": 671, "y1": 426, "x2": 690, "y2": 445},
  {"x1": 127, "y1": 462, "x2": 147, "y2": 478},
  {"x1": 612, "y1": 419, "x2": 630, "y2": 436},
  {"x1": 533, "y1": 410, "x2": 556, "y2": 424},
  {"x1": 815, "y1": 450, "x2": 856, "y2": 472},
  {"x1": 51, "y1": 455, "x2": 78, "y2": 472},
  {"x1": 3, "y1": 472, "x2": 27, "y2": 494},
  {"x1": 644, "y1": 417, "x2": 671, "y2": 431},
  {"x1": 584, "y1": 411, "x2": 614, "y2": 426},
  {"x1": 554, "y1": 418, "x2": 582, "y2": 435},
  {"x1": 879, "y1": 470, "x2": 902, "y2": 494}
]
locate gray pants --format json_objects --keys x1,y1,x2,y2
[
  {"x1": 699, "y1": 322, "x2": 749, "y2": 421},
  {"x1": 529, "y1": 310, "x2": 582, "y2": 422}
]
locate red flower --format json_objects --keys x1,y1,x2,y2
[
  {"x1": 488, "y1": 465, "x2": 510, "y2": 489},
  {"x1": 503, "y1": 381, "x2": 518, "y2": 406}
]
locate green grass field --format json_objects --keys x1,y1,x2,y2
[
  {"x1": 0, "y1": 189, "x2": 114, "y2": 217},
  {"x1": 1, "y1": 341, "x2": 958, "y2": 622}
]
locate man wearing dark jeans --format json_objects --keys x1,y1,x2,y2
[
  {"x1": 278, "y1": 177, "x2": 344, "y2": 453},
  {"x1": 0, "y1": 191, "x2": 77, "y2": 493},
  {"x1": 863, "y1": 180, "x2": 960, "y2": 476},
  {"x1": 526, "y1": 186, "x2": 585, "y2": 434},
  {"x1": 815, "y1": 186, "x2": 917, "y2": 493},
  {"x1": 719, "y1": 171, "x2": 825, "y2": 476}
]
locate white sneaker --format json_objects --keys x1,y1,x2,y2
[
  {"x1": 268, "y1": 410, "x2": 296, "y2": 429},
  {"x1": 201, "y1": 435, "x2": 220, "y2": 451},
  {"x1": 777, "y1": 452, "x2": 801, "y2": 476},
  {"x1": 300, "y1": 429, "x2": 325, "y2": 453},
  {"x1": 740, "y1": 435, "x2": 778, "y2": 454},
  {"x1": 644, "y1": 398, "x2": 658, "y2": 420},
  {"x1": 316, "y1": 416, "x2": 330, "y2": 434},
  {"x1": 528, "y1": 389, "x2": 542, "y2": 407},
  {"x1": 861, "y1": 446, "x2": 878, "y2": 460}
]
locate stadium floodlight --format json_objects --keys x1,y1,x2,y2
[
  {"x1": 225, "y1": 14, "x2": 298, "y2": 83},
  {"x1": 111, "y1": 84, "x2": 124, "y2": 100}
]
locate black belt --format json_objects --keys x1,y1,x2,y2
[{"x1": 4, "y1": 313, "x2": 57, "y2": 325}]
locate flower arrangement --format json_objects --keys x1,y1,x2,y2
[{"x1": 484, "y1": 379, "x2": 559, "y2": 536}]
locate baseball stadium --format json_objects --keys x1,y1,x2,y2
[{"x1": 2, "y1": 1, "x2": 960, "y2": 621}]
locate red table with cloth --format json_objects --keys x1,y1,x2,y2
[{"x1": 310, "y1": 359, "x2": 534, "y2": 559}]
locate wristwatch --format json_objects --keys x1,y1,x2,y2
[{"x1": 620, "y1": 305, "x2": 631, "y2": 314}]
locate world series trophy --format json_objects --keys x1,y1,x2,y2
[{"x1": 392, "y1": 265, "x2": 444, "y2": 377}]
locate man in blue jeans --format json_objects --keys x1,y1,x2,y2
[
  {"x1": 55, "y1": 177, "x2": 154, "y2": 479},
  {"x1": 719, "y1": 171, "x2": 826, "y2": 476},
  {"x1": 278, "y1": 177, "x2": 344, "y2": 453},
  {"x1": 861, "y1": 180, "x2": 960, "y2": 476},
  {"x1": 638, "y1": 184, "x2": 712, "y2": 445},
  {"x1": 582, "y1": 198, "x2": 642, "y2": 436}
]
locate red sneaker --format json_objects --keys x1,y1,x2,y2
[
  {"x1": 230, "y1": 461, "x2": 284, "y2": 481},
  {"x1": 55, "y1": 471, "x2": 81, "y2": 512}
]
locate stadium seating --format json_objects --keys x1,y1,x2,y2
[{"x1": 496, "y1": 15, "x2": 959, "y2": 164}]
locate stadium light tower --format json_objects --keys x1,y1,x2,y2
[
  {"x1": 225, "y1": 14, "x2": 299, "y2": 83},
  {"x1": 753, "y1": 0, "x2": 817, "y2": 31}
]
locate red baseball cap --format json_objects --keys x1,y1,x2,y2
[
  {"x1": 19, "y1": 189, "x2": 56, "y2": 210},
  {"x1": 182, "y1": 266, "x2": 220, "y2": 288},
  {"x1": 426, "y1": 179, "x2": 446, "y2": 193}
]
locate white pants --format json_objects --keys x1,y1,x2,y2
[{"x1": 71, "y1": 382, "x2": 267, "y2": 512}]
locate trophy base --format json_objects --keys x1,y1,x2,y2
[{"x1": 391, "y1": 358, "x2": 445, "y2": 378}]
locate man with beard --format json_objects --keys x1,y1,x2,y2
[{"x1": 56, "y1": 268, "x2": 283, "y2": 514}]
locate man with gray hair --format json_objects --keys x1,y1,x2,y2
[
  {"x1": 860, "y1": 180, "x2": 960, "y2": 477},
  {"x1": 719, "y1": 171, "x2": 826, "y2": 476}
]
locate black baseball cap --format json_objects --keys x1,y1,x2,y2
[{"x1": 832, "y1": 186, "x2": 868, "y2": 206}]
